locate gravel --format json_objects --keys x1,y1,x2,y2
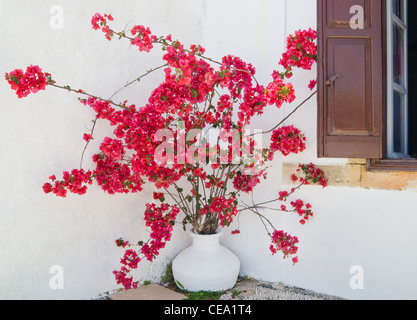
[{"x1": 219, "y1": 277, "x2": 344, "y2": 300}]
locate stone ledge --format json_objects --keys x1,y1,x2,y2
[
  {"x1": 282, "y1": 162, "x2": 417, "y2": 191},
  {"x1": 360, "y1": 166, "x2": 417, "y2": 191},
  {"x1": 282, "y1": 163, "x2": 362, "y2": 187}
]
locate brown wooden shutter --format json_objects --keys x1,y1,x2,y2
[{"x1": 317, "y1": 0, "x2": 384, "y2": 158}]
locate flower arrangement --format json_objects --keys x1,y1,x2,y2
[{"x1": 5, "y1": 13, "x2": 327, "y2": 290}]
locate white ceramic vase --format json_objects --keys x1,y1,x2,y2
[{"x1": 172, "y1": 229, "x2": 240, "y2": 292}]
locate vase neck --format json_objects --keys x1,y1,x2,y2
[{"x1": 190, "y1": 231, "x2": 222, "y2": 250}]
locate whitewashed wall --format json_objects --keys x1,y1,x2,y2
[
  {"x1": 0, "y1": 0, "x2": 205, "y2": 300},
  {"x1": 1, "y1": 0, "x2": 417, "y2": 300}
]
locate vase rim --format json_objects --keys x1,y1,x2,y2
[{"x1": 189, "y1": 228, "x2": 223, "y2": 237}]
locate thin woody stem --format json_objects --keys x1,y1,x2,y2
[
  {"x1": 50, "y1": 83, "x2": 131, "y2": 111},
  {"x1": 241, "y1": 199, "x2": 276, "y2": 232},
  {"x1": 260, "y1": 90, "x2": 317, "y2": 136},
  {"x1": 109, "y1": 27, "x2": 260, "y2": 86},
  {"x1": 238, "y1": 182, "x2": 304, "y2": 213},
  {"x1": 108, "y1": 63, "x2": 169, "y2": 100},
  {"x1": 80, "y1": 116, "x2": 99, "y2": 168}
]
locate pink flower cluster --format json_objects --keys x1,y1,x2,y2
[
  {"x1": 265, "y1": 77, "x2": 296, "y2": 108},
  {"x1": 269, "y1": 125, "x2": 306, "y2": 158},
  {"x1": 92, "y1": 13, "x2": 157, "y2": 52},
  {"x1": 5, "y1": 65, "x2": 49, "y2": 98},
  {"x1": 232, "y1": 171, "x2": 262, "y2": 193},
  {"x1": 199, "y1": 196, "x2": 238, "y2": 228},
  {"x1": 220, "y1": 55, "x2": 268, "y2": 127},
  {"x1": 112, "y1": 203, "x2": 179, "y2": 289},
  {"x1": 141, "y1": 203, "x2": 179, "y2": 262},
  {"x1": 100, "y1": 137, "x2": 125, "y2": 161},
  {"x1": 279, "y1": 28, "x2": 317, "y2": 72},
  {"x1": 113, "y1": 248, "x2": 140, "y2": 290},
  {"x1": 80, "y1": 97, "x2": 121, "y2": 122},
  {"x1": 92, "y1": 153, "x2": 143, "y2": 195},
  {"x1": 91, "y1": 13, "x2": 113, "y2": 30},
  {"x1": 269, "y1": 230, "x2": 299, "y2": 265},
  {"x1": 42, "y1": 169, "x2": 93, "y2": 198},
  {"x1": 296, "y1": 163, "x2": 328, "y2": 188},
  {"x1": 112, "y1": 203, "x2": 178, "y2": 288},
  {"x1": 91, "y1": 13, "x2": 114, "y2": 40},
  {"x1": 130, "y1": 25, "x2": 157, "y2": 53},
  {"x1": 279, "y1": 28, "x2": 317, "y2": 90},
  {"x1": 278, "y1": 163, "x2": 328, "y2": 224},
  {"x1": 289, "y1": 199, "x2": 313, "y2": 225}
]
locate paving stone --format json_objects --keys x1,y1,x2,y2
[{"x1": 109, "y1": 283, "x2": 186, "y2": 300}]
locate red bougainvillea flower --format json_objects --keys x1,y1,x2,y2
[
  {"x1": 279, "y1": 28, "x2": 317, "y2": 71},
  {"x1": 141, "y1": 203, "x2": 179, "y2": 261},
  {"x1": 232, "y1": 171, "x2": 262, "y2": 193},
  {"x1": 308, "y1": 79, "x2": 317, "y2": 91},
  {"x1": 83, "y1": 133, "x2": 93, "y2": 142},
  {"x1": 297, "y1": 163, "x2": 328, "y2": 188},
  {"x1": 115, "y1": 239, "x2": 129, "y2": 248},
  {"x1": 269, "y1": 125, "x2": 306, "y2": 157},
  {"x1": 5, "y1": 65, "x2": 48, "y2": 98},
  {"x1": 290, "y1": 199, "x2": 314, "y2": 225},
  {"x1": 42, "y1": 169, "x2": 93, "y2": 198},
  {"x1": 113, "y1": 266, "x2": 138, "y2": 290},
  {"x1": 153, "y1": 192, "x2": 165, "y2": 201},
  {"x1": 265, "y1": 76, "x2": 296, "y2": 108},
  {"x1": 91, "y1": 13, "x2": 113, "y2": 30},
  {"x1": 130, "y1": 25, "x2": 157, "y2": 52},
  {"x1": 278, "y1": 191, "x2": 289, "y2": 201},
  {"x1": 269, "y1": 230, "x2": 299, "y2": 263}
]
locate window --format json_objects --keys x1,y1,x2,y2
[
  {"x1": 387, "y1": 0, "x2": 408, "y2": 158},
  {"x1": 406, "y1": 0, "x2": 417, "y2": 158},
  {"x1": 317, "y1": 0, "x2": 417, "y2": 171}
]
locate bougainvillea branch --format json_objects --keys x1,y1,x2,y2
[{"x1": 5, "y1": 13, "x2": 326, "y2": 290}]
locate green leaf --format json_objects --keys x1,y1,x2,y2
[
  {"x1": 10, "y1": 75, "x2": 20, "y2": 84},
  {"x1": 176, "y1": 280, "x2": 185, "y2": 290},
  {"x1": 191, "y1": 88, "x2": 199, "y2": 99}
]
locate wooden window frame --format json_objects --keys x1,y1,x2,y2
[
  {"x1": 386, "y1": 0, "x2": 409, "y2": 158},
  {"x1": 367, "y1": 0, "x2": 417, "y2": 171}
]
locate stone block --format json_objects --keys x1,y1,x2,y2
[{"x1": 109, "y1": 284, "x2": 186, "y2": 300}]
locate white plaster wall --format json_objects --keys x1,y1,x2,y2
[
  {"x1": 205, "y1": 0, "x2": 417, "y2": 300},
  {"x1": 0, "y1": 0, "x2": 204, "y2": 300},
  {"x1": 1, "y1": 0, "x2": 417, "y2": 300}
]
